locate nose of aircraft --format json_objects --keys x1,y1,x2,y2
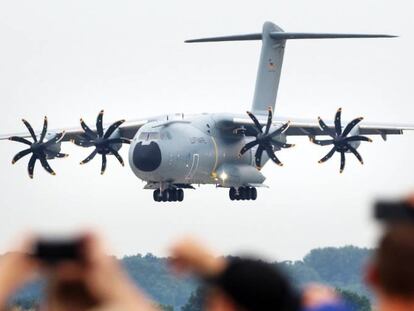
[{"x1": 132, "y1": 141, "x2": 162, "y2": 172}]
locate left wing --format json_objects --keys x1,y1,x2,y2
[{"x1": 230, "y1": 116, "x2": 414, "y2": 139}]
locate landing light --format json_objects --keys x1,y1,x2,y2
[{"x1": 220, "y1": 172, "x2": 228, "y2": 181}]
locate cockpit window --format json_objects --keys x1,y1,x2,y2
[
  {"x1": 139, "y1": 132, "x2": 148, "y2": 140},
  {"x1": 160, "y1": 131, "x2": 172, "y2": 140},
  {"x1": 148, "y1": 132, "x2": 160, "y2": 140},
  {"x1": 139, "y1": 132, "x2": 160, "y2": 141}
]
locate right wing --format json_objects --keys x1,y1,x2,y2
[{"x1": 0, "y1": 118, "x2": 149, "y2": 142}]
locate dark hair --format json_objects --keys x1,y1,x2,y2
[
  {"x1": 376, "y1": 224, "x2": 414, "y2": 299},
  {"x1": 208, "y1": 258, "x2": 300, "y2": 311}
]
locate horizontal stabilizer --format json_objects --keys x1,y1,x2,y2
[
  {"x1": 185, "y1": 32, "x2": 397, "y2": 43},
  {"x1": 270, "y1": 32, "x2": 397, "y2": 40},
  {"x1": 185, "y1": 33, "x2": 262, "y2": 43}
]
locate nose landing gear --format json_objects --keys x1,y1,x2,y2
[
  {"x1": 229, "y1": 186, "x2": 257, "y2": 201},
  {"x1": 153, "y1": 188, "x2": 184, "y2": 202}
]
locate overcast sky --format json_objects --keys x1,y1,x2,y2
[{"x1": 0, "y1": 0, "x2": 413, "y2": 261}]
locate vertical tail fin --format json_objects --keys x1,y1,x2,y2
[
  {"x1": 251, "y1": 22, "x2": 285, "y2": 115},
  {"x1": 185, "y1": 22, "x2": 396, "y2": 115}
]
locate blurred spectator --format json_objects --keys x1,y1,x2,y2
[
  {"x1": 169, "y1": 238, "x2": 352, "y2": 311},
  {"x1": 366, "y1": 223, "x2": 414, "y2": 310},
  {"x1": 0, "y1": 233, "x2": 158, "y2": 311}
]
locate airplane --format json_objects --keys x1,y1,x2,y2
[{"x1": 1, "y1": 21, "x2": 413, "y2": 202}]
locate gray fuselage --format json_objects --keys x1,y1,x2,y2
[{"x1": 127, "y1": 113, "x2": 267, "y2": 188}]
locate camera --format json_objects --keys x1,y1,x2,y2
[
  {"x1": 374, "y1": 199, "x2": 414, "y2": 223},
  {"x1": 32, "y1": 237, "x2": 84, "y2": 264}
]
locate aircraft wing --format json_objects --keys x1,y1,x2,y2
[
  {"x1": 0, "y1": 118, "x2": 148, "y2": 142},
  {"x1": 225, "y1": 116, "x2": 414, "y2": 139}
]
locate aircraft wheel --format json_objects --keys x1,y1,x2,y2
[
  {"x1": 177, "y1": 189, "x2": 184, "y2": 202},
  {"x1": 153, "y1": 189, "x2": 161, "y2": 202},
  {"x1": 238, "y1": 187, "x2": 246, "y2": 200},
  {"x1": 250, "y1": 187, "x2": 257, "y2": 200},
  {"x1": 161, "y1": 190, "x2": 169, "y2": 202},
  {"x1": 229, "y1": 187, "x2": 236, "y2": 201},
  {"x1": 168, "y1": 189, "x2": 174, "y2": 202}
]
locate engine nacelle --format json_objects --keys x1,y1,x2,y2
[
  {"x1": 44, "y1": 132, "x2": 63, "y2": 159},
  {"x1": 346, "y1": 126, "x2": 361, "y2": 152}
]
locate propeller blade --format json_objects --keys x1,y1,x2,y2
[
  {"x1": 272, "y1": 140, "x2": 295, "y2": 149},
  {"x1": 254, "y1": 145, "x2": 264, "y2": 169},
  {"x1": 340, "y1": 151, "x2": 345, "y2": 173},
  {"x1": 39, "y1": 116, "x2": 48, "y2": 143},
  {"x1": 39, "y1": 155, "x2": 56, "y2": 175},
  {"x1": 310, "y1": 138, "x2": 335, "y2": 146},
  {"x1": 80, "y1": 118, "x2": 98, "y2": 139},
  {"x1": 106, "y1": 137, "x2": 131, "y2": 145},
  {"x1": 318, "y1": 117, "x2": 335, "y2": 138},
  {"x1": 96, "y1": 110, "x2": 104, "y2": 137},
  {"x1": 318, "y1": 147, "x2": 336, "y2": 164},
  {"x1": 22, "y1": 119, "x2": 37, "y2": 142},
  {"x1": 341, "y1": 117, "x2": 363, "y2": 138},
  {"x1": 264, "y1": 107, "x2": 273, "y2": 135},
  {"x1": 12, "y1": 148, "x2": 32, "y2": 164},
  {"x1": 268, "y1": 121, "x2": 291, "y2": 138},
  {"x1": 239, "y1": 139, "x2": 259, "y2": 156},
  {"x1": 347, "y1": 144, "x2": 364, "y2": 165},
  {"x1": 101, "y1": 154, "x2": 107, "y2": 175},
  {"x1": 80, "y1": 149, "x2": 98, "y2": 165},
  {"x1": 27, "y1": 154, "x2": 37, "y2": 179},
  {"x1": 246, "y1": 111, "x2": 263, "y2": 133},
  {"x1": 334, "y1": 108, "x2": 342, "y2": 136},
  {"x1": 103, "y1": 120, "x2": 126, "y2": 139},
  {"x1": 264, "y1": 144, "x2": 283, "y2": 166},
  {"x1": 9, "y1": 136, "x2": 32, "y2": 145},
  {"x1": 43, "y1": 132, "x2": 65, "y2": 147},
  {"x1": 108, "y1": 146, "x2": 124, "y2": 166},
  {"x1": 344, "y1": 135, "x2": 372, "y2": 143}
]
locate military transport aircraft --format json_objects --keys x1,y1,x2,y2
[{"x1": 1, "y1": 22, "x2": 413, "y2": 202}]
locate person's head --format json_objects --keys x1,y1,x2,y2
[
  {"x1": 169, "y1": 238, "x2": 300, "y2": 311},
  {"x1": 367, "y1": 224, "x2": 414, "y2": 306},
  {"x1": 205, "y1": 258, "x2": 300, "y2": 311}
]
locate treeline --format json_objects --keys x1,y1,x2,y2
[{"x1": 11, "y1": 246, "x2": 373, "y2": 310}]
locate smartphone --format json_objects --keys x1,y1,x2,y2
[
  {"x1": 32, "y1": 238, "x2": 84, "y2": 264},
  {"x1": 375, "y1": 200, "x2": 414, "y2": 223}
]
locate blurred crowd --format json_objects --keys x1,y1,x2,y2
[{"x1": 1, "y1": 195, "x2": 414, "y2": 311}]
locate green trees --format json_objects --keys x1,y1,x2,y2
[
  {"x1": 10, "y1": 246, "x2": 374, "y2": 310},
  {"x1": 181, "y1": 287, "x2": 205, "y2": 311},
  {"x1": 337, "y1": 288, "x2": 371, "y2": 311}
]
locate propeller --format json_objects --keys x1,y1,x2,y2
[
  {"x1": 311, "y1": 107, "x2": 372, "y2": 173},
  {"x1": 9, "y1": 117, "x2": 67, "y2": 178},
  {"x1": 239, "y1": 107, "x2": 294, "y2": 169},
  {"x1": 72, "y1": 110, "x2": 131, "y2": 174}
]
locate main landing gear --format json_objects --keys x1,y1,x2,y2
[
  {"x1": 153, "y1": 188, "x2": 184, "y2": 202},
  {"x1": 229, "y1": 186, "x2": 257, "y2": 201}
]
